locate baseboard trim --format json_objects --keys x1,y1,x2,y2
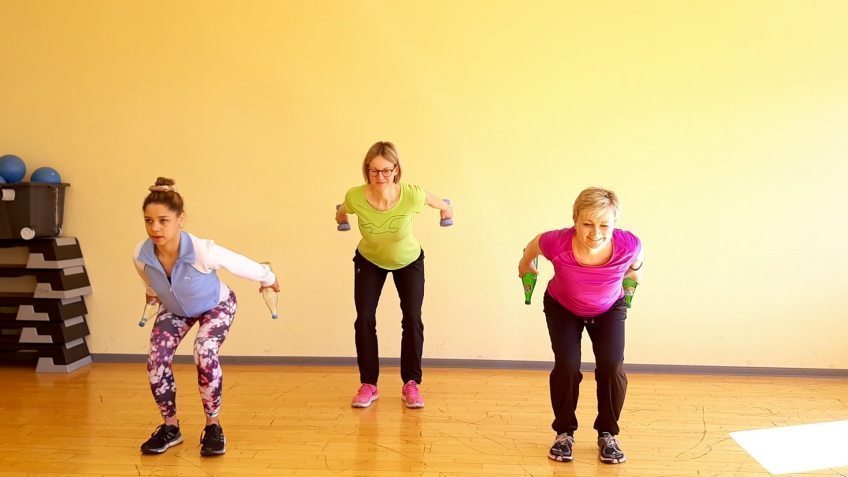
[{"x1": 90, "y1": 354, "x2": 848, "y2": 377}]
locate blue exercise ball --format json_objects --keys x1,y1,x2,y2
[
  {"x1": 0, "y1": 154, "x2": 26, "y2": 182},
  {"x1": 30, "y1": 166, "x2": 62, "y2": 184}
]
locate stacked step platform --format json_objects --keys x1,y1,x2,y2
[{"x1": 0, "y1": 237, "x2": 92, "y2": 372}]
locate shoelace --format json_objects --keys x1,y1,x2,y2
[
  {"x1": 201, "y1": 426, "x2": 223, "y2": 445},
  {"x1": 554, "y1": 433, "x2": 572, "y2": 446},
  {"x1": 358, "y1": 384, "x2": 373, "y2": 395},
  {"x1": 151, "y1": 424, "x2": 174, "y2": 439},
  {"x1": 403, "y1": 382, "x2": 420, "y2": 397},
  {"x1": 601, "y1": 434, "x2": 622, "y2": 453}
]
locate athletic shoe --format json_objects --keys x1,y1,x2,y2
[
  {"x1": 351, "y1": 383, "x2": 379, "y2": 408},
  {"x1": 200, "y1": 424, "x2": 226, "y2": 456},
  {"x1": 401, "y1": 380, "x2": 424, "y2": 408},
  {"x1": 140, "y1": 424, "x2": 183, "y2": 454},
  {"x1": 548, "y1": 433, "x2": 574, "y2": 462},
  {"x1": 598, "y1": 432, "x2": 626, "y2": 464}
]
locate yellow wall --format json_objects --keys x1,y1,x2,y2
[{"x1": 2, "y1": 0, "x2": 847, "y2": 369}]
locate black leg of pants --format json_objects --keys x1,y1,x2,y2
[
  {"x1": 353, "y1": 250, "x2": 425, "y2": 386},
  {"x1": 544, "y1": 290, "x2": 628, "y2": 436}
]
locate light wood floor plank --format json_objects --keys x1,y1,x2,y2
[{"x1": 0, "y1": 363, "x2": 846, "y2": 476}]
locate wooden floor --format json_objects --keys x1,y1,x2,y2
[{"x1": 0, "y1": 363, "x2": 846, "y2": 476}]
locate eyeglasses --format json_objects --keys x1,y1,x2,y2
[{"x1": 368, "y1": 166, "x2": 396, "y2": 177}]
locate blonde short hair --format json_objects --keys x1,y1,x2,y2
[
  {"x1": 572, "y1": 187, "x2": 620, "y2": 222},
  {"x1": 361, "y1": 141, "x2": 402, "y2": 184}
]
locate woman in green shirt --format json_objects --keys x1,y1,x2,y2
[{"x1": 336, "y1": 141, "x2": 452, "y2": 409}]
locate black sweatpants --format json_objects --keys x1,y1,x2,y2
[
  {"x1": 543, "y1": 290, "x2": 628, "y2": 436},
  {"x1": 353, "y1": 249, "x2": 425, "y2": 386}
]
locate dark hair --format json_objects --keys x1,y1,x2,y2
[{"x1": 142, "y1": 177, "x2": 185, "y2": 214}]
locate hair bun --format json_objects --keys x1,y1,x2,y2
[{"x1": 149, "y1": 184, "x2": 177, "y2": 192}]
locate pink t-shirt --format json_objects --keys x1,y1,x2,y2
[{"x1": 539, "y1": 227, "x2": 641, "y2": 317}]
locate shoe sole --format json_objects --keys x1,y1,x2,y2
[
  {"x1": 402, "y1": 397, "x2": 424, "y2": 408},
  {"x1": 547, "y1": 452, "x2": 573, "y2": 462},
  {"x1": 599, "y1": 455, "x2": 627, "y2": 464},
  {"x1": 351, "y1": 393, "x2": 379, "y2": 408},
  {"x1": 200, "y1": 447, "x2": 226, "y2": 456},
  {"x1": 141, "y1": 435, "x2": 184, "y2": 454},
  {"x1": 200, "y1": 436, "x2": 227, "y2": 457}
]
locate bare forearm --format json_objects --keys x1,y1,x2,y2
[
  {"x1": 523, "y1": 236, "x2": 542, "y2": 261},
  {"x1": 624, "y1": 251, "x2": 644, "y2": 283},
  {"x1": 518, "y1": 235, "x2": 542, "y2": 276},
  {"x1": 424, "y1": 191, "x2": 449, "y2": 211}
]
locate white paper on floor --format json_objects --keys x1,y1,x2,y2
[{"x1": 730, "y1": 420, "x2": 848, "y2": 475}]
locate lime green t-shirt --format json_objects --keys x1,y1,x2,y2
[{"x1": 345, "y1": 183, "x2": 426, "y2": 270}]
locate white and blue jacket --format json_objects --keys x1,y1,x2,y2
[{"x1": 133, "y1": 232, "x2": 276, "y2": 317}]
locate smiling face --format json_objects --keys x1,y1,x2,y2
[
  {"x1": 361, "y1": 141, "x2": 402, "y2": 185},
  {"x1": 143, "y1": 202, "x2": 184, "y2": 248},
  {"x1": 367, "y1": 155, "x2": 399, "y2": 186},
  {"x1": 573, "y1": 207, "x2": 616, "y2": 251}
]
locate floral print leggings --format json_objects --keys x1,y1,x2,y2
[{"x1": 147, "y1": 291, "x2": 237, "y2": 419}]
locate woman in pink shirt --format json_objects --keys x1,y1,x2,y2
[{"x1": 518, "y1": 187, "x2": 643, "y2": 465}]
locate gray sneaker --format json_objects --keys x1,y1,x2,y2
[
  {"x1": 598, "y1": 432, "x2": 626, "y2": 464},
  {"x1": 547, "y1": 433, "x2": 574, "y2": 462}
]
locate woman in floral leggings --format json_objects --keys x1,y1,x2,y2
[
  {"x1": 147, "y1": 292, "x2": 236, "y2": 421},
  {"x1": 133, "y1": 177, "x2": 279, "y2": 456}
]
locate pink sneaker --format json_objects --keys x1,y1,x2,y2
[
  {"x1": 351, "y1": 384, "x2": 379, "y2": 408},
  {"x1": 401, "y1": 380, "x2": 425, "y2": 408}
]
